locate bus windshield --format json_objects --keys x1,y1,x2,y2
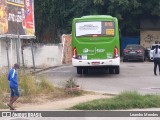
[{"x1": 75, "y1": 21, "x2": 115, "y2": 37}]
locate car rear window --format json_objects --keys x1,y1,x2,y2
[{"x1": 126, "y1": 45, "x2": 141, "y2": 49}]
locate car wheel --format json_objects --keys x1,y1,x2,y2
[
  {"x1": 123, "y1": 59, "x2": 127, "y2": 62},
  {"x1": 141, "y1": 57, "x2": 144, "y2": 62}
]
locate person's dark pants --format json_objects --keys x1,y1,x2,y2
[{"x1": 154, "y1": 58, "x2": 160, "y2": 75}]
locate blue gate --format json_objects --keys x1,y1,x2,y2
[{"x1": 121, "y1": 36, "x2": 140, "y2": 54}]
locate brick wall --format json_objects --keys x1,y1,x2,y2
[
  {"x1": 61, "y1": 34, "x2": 72, "y2": 64},
  {"x1": 140, "y1": 30, "x2": 160, "y2": 48}
]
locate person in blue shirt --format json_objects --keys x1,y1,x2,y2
[{"x1": 7, "y1": 64, "x2": 20, "y2": 110}]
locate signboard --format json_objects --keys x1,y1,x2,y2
[
  {"x1": 75, "y1": 21, "x2": 115, "y2": 37},
  {"x1": 0, "y1": 0, "x2": 35, "y2": 36},
  {"x1": 76, "y1": 22, "x2": 101, "y2": 37}
]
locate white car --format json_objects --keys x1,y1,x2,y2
[{"x1": 149, "y1": 44, "x2": 160, "y2": 61}]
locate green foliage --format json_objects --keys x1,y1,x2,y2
[
  {"x1": 0, "y1": 72, "x2": 10, "y2": 109},
  {"x1": 38, "y1": 79, "x2": 55, "y2": 93},
  {"x1": 64, "y1": 78, "x2": 81, "y2": 95},
  {"x1": 19, "y1": 74, "x2": 37, "y2": 96},
  {"x1": 93, "y1": 0, "x2": 104, "y2": 5},
  {"x1": 0, "y1": 72, "x2": 56, "y2": 109},
  {"x1": 19, "y1": 74, "x2": 55, "y2": 96},
  {"x1": 0, "y1": 72, "x2": 83, "y2": 109},
  {"x1": 35, "y1": 0, "x2": 160, "y2": 41},
  {"x1": 71, "y1": 91, "x2": 160, "y2": 110},
  {"x1": 65, "y1": 78, "x2": 78, "y2": 88}
]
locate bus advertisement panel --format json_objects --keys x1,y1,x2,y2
[
  {"x1": 76, "y1": 21, "x2": 115, "y2": 37},
  {"x1": 0, "y1": 0, "x2": 35, "y2": 36}
]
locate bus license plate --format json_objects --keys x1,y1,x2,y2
[
  {"x1": 130, "y1": 51, "x2": 135, "y2": 54},
  {"x1": 92, "y1": 62, "x2": 100, "y2": 65},
  {"x1": 82, "y1": 55, "x2": 87, "y2": 60}
]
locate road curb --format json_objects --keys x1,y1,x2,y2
[{"x1": 31, "y1": 65, "x2": 64, "y2": 74}]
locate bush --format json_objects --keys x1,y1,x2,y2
[
  {"x1": 64, "y1": 78, "x2": 81, "y2": 95},
  {"x1": 19, "y1": 74, "x2": 38, "y2": 96},
  {"x1": 38, "y1": 79, "x2": 55, "y2": 93},
  {"x1": 0, "y1": 73, "x2": 9, "y2": 93},
  {"x1": 65, "y1": 78, "x2": 78, "y2": 88},
  {"x1": 0, "y1": 71, "x2": 82, "y2": 109}
]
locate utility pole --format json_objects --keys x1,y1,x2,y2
[
  {"x1": 6, "y1": 39, "x2": 10, "y2": 70},
  {"x1": 21, "y1": 41, "x2": 25, "y2": 72},
  {"x1": 16, "y1": 37, "x2": 20, "y2": 65},
  {"x1": 31, "y1": 40, "x2": 35, "y2": 71},
  {"x1": 10, "y1": 39, "x2": 13, "y2": 68},
  {"x1": 16, "y1": 10, "x2": 21, "y2": 66}
]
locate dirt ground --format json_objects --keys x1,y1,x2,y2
[
  {"x1": 1, "y1": 93, "x2": 113, "y2": 111},
  {"x1": 19, "y1": 93, "x2": 113, "y2": 111}
]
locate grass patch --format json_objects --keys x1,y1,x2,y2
[
  {"x1": 19, "y1": 74, "x2": 38, "y2": 96},
  {"x1": 0, "y1": 94, "x2": 8, "y2": 109},
  {"x1": 71, "y1": 91, "x2": 160, "y2": 110},
  {"x1": 0, "y1": 71, "x2": 10, "y2": 109},
  {"x1": 0, "y1": 103, "x2": 8, "y2": 109},
  {"x1": 0, "y1": 73, "x2": 9, "y2": 93},
  {"x1": 0, "y1": 70, "x2": 82, "y2": 109},
  {"x1": 19, "y1": 74, "x2": 54, "y2": 96},
  {"x1": 38, "y1": 78, "x2": 54, "y2": 93}
]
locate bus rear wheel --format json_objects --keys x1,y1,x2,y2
[
  {"x1": 83, "y1": 68, "x2": 88, "y2": 74},
  {"x1": 77, "y1": 67, "x2": 82, "y2": 74},
  {"x1": 115, "y1": 66, "x2": 120, "y2": 74},
  {"x1": 109, "y1": 66, "x2": 120, "y2": 74},
  {"x1": 109, "y1": 67, "x2": 114, "y2": 74}
]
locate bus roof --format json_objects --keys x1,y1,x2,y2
[
  {"x1": 73, "y1": 15, "x2": 117, "y2": 21},
  {"x1": 81, "y1": 15, "x2": 113, "y2": 19}
]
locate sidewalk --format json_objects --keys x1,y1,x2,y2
[{"x1": 21, "y1": 64, "x2": 65, "y2": 74}]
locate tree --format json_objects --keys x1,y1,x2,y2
[
  {"x1": 34, "y1": 0, "x2": 160, "y2": 43},
  {"x1": 107, "y1": 0, "x2": 160, "y2": 35}
]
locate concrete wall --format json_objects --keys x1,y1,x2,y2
[
  {"x1": 0, "y1": 40, "x2": 63, "y2": 68},
  {"x1": 0, "y1": 39, "x2": 17, "y2": 68},
  {"x1": 23, "y1": 44, "x2": 62, "y2": 68},
  {"x1": 0, "y1": 34, "x2": 72, "y2": 68},
  {"x1": 140, "y1": 30, "x2": 160, "y2": 48}
]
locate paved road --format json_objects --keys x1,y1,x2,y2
[{"x1": 40, "y1": 61, "x2": 160, "y2": 95}]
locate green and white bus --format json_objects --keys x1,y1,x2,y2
[{"x1": 72, "y1": 15, "x2": 120, "y2": 74}]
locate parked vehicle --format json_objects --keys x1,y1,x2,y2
[
  {"x1": 123, "y1": 44, "x2": 145, "y2": 62},
  {"x1": 72, "y1": 15, "x2": 120, "y2": 74},
  {"x1": 145, "y1": 47, "x2": 150, "y2": 60},
  {"x1": 149, "y1": 44, "x2": 160, "y2": 61}
]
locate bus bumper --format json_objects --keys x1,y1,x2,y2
[{"x1": 72, "y1": 57, "x2": 120, "y2": 67}]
